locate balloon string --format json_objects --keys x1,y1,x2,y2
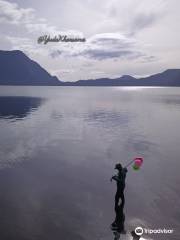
[{"x1": 124, "y1": 159, "x2": 135, "y2": 168}]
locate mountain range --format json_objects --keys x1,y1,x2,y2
[
  {"x1": 0, "y1": 50, "x2": 180, "y2": 86},
  {"x1": 0, "y1": 50, "x2": 62, "y2": 86}
]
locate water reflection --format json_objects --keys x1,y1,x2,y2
[
  {"x1": 111, "y1": 164, "x2": 127, "y2": 240},
  {"x1": 131, "y1": 231, "x2": 141, "y2": 239},
  {"x1": 125, "y1": 136, "x2": 158, "y2": 154},
  {"x1": 153, "y1": 94, "x2": 180, "y2": 107},
  {"x1": 0, "y1": 96, "x2": 44, "y2": 120},
  {"x1": 161, "y1": 95, "x2": 180, "y2": 106},
  {"x1": 111, "y1": 201, "x2": 126, "y2": 240},
  {"x1": 85, "y1": 110, "x2": 131, "y2": 127},
  {"x1": 0, "y1": 87, "x2": 179, "y2": 239}
]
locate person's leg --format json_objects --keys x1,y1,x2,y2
[
  {"x1": 115, "y1": 191, "x2": 120, "y2": 212},
  {"x1": 120, "y1": 192, "x2": 125, "y2": 206},
  {"x1": 111, "y1": 191, "x2": 120, "y2": 227}
]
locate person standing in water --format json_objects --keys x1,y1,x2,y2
[{"x1": 111, "y1": 163, "x2": 128, "y2": 213}]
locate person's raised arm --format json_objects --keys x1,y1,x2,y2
[{"x1": 110, "y1": 175, "x2": 119, "y2": 182}]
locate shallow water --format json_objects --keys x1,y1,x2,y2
[{"x1": 0, "y1": 86, "x2": 180, "y2": 240}]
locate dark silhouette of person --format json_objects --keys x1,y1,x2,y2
[{"x1": 111, "y1": 163, "x2": 128, "y2": 212}]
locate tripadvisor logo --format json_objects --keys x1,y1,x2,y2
[
  {"x1": 135, "y1": 226, "x2": 174, "y2": 236},
  {"x1": 135, "y1": 227, "x2": 144, "y2": 236}
]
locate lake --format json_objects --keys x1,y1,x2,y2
[{"x1": 0, "y1": 86, "x2": 179, "y2": 240}]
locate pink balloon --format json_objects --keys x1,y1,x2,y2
[
  {"x1": 134, "y1": 157, "x2": 143, "y2": 167},
  {"x1": 134, "y1": 159, "x2": 142, "y2": 167}
]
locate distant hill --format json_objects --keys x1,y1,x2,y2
[
  {"x1": 0, "y1": 50, "x2": 62, "y2": 85},
  {"x1": 64, "y1": 75, "x2": 138, "y2": 86},
  {"x1": 0, "y1": 50, "x2": 180, "y2": 86},
  {"x1": 138, "y1": 69, "x2": 180, "y2": 86},
  {"x1": 65, "y1": 69, "x2": 180, "y2": 86}
]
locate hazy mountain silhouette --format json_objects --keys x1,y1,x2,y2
[
  {"x1": 64, "y1": 75, "x2": 137, "y2": 86},
  {"x1": 66, "y1": 70, "x2": 180, "y2": 86},
  {"x1": 0, "y1": 50, "x2": 180, "y2": 86},
  {"x1": 0, "y1": 50, "x2": 62, "y2": 86},
  {"x1": 138, "y1": 69, "x2": 180, "y2": 86}
]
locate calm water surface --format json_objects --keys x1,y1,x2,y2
[{"x1": 0, "y1": 86, "x2": 180, "y2": 240}]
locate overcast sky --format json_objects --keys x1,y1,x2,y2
[{"x1": 0, "y1": 0, "x2": 180, "y2": 81}]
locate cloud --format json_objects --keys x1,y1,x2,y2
[
  {"x1": 50, "y1": 50, "x2": 63, "y2": 58},
  {"x1": 5, "y1": 35, "x2": 48, "y2": 56},
  {"x1": 96, "y1": 0, "x2": 166, "y2": 36},
  {"x1": 140, "y1": 55, "x2": 158, "y2": 63},
  {"x1": 89, "y1": 32, "x2": 135, "y2": 47},
  {"x1": 0, "y1": 0, "x2": 84, "y2": 36},
  {"x1": 0, "y1": 0, "x2": 54, "y2": 34},
  {"x1": 0, "y1": 1, "x2": 157, "y2": 63},
  {"x1": 130, "y1": 13, "x2": 160, "y2": 35},
  {"x1": 50, "y1": 32, "x2": 146, "y2": 61},
  {"x1": 26, "y1": 23, "x2": 58, "y2": 34},
  {"x1": 0, "y1": 0, "x2": 86, "y2": 60},
  {"x1": 76, "y1": 49, "x2": 143, "y2": 60},
  {"x1": 52, "y1": 68, "x2": 75, "y2": 74},
  {"x1": 0, "y1": 0, "x2": 34, "y2": 24}
]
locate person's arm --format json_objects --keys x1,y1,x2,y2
[{"x1": 110, "y1": 175, "x2": 120, "y2": 182}]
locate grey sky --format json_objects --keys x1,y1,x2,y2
[{"x1": 0, "y1": 0, "x2": 180, "y2": 81}]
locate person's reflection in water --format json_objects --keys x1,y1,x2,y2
[
  {"x1": 110, "y1": 163, "x2": 128, "y2": 239},
  {"x1": 111, "y1": 201, "x2": 126, "y2": 239},
  {"x1": 131, "y1": 230, "x2": 141, "y2": 240}
]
